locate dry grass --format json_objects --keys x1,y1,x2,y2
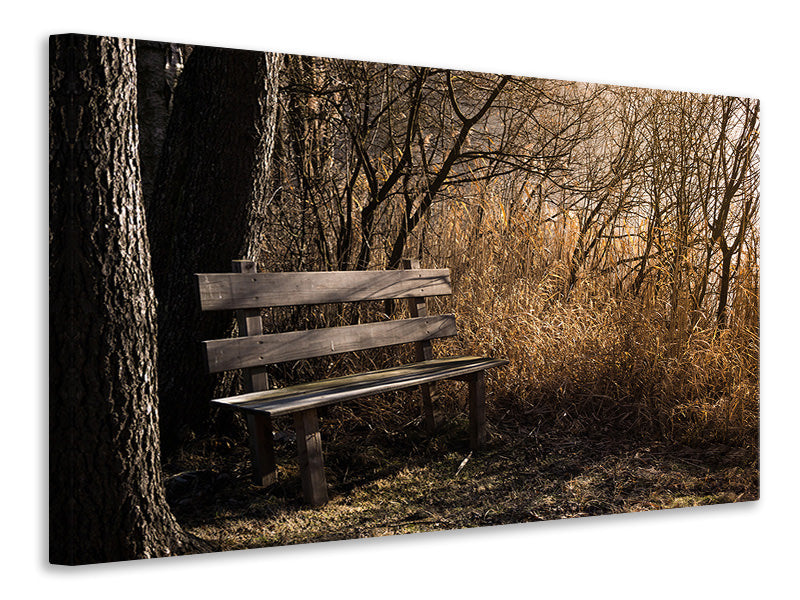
[
  {"x1": 165, "y1": 415, "x2": 757, "y2": 552},
  {"x1": 426, "y1": 194, "x2": 759, "y2": 452}
]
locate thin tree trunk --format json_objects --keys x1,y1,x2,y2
[
  {"x1": 717, "y1": 250, "x2": 734, "y2": 328},
  {"x1": 148, "y1": 46, "x2": 281, "y2": 451},
  {"x1": 49, "y1": 34, "x2": 202, "y2": 564},
  {"x1": 136, "y1": 40, "x2": 186, "y2": 211},
  {"x1": 632, "y1": 200, "x2": 660, "y2": 297}
]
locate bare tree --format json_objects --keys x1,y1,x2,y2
[
  {"x1": 633, "y1": 91, "x2": 760, "y2": 328},
  {"x1": 273, "y1": 61, "x2": 599, "y2": 275}
]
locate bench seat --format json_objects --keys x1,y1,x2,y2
[{"x1": 212, "y1": 356, "x2": 509, "y2": 417}]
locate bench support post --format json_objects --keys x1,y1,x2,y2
[
  {"x1": 246, "y1": 414, "x2": 277, "y2": 486},
  {"x1": 402, "y1": 258, "x2": 439, "y2": 432},
  {"x1": 294, "y1": 408, "x2": 329, "y2": 506},
  {"x1": 418, "y1": 383, "x2": 437, "y2": 434},
  {"x1": 233, "y1": 259, "x2": 278, "y2": 487},
  {"x1": 468, "y1": 371, "x2": 486, "y2": 450}
]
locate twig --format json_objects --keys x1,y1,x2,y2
[{"x1": 454, "y1": 451, "x2": 473, "y2": 477}]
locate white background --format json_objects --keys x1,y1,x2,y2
[{"x1": 4, "y1": 1, "x2": 797, "y2": 597}]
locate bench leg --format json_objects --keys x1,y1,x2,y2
[
  {"x1": 468, "y1": 371, "x2": 487, "y2": 450},
  {"x1": 294, "y1": 408, "x2": 329, "y2": 507},
  {"x1": 246, "y1": 413, "x2": 277, "y2": 487},
  {"x1": 420, "y1": 382, "x2": 438, "y2": 433}
]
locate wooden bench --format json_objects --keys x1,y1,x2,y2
[{"x1": 196, "y1": 258, "x2": 508, "y2": 506}]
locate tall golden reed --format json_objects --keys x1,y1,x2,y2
[{"x1": 425, "y1": 186, "x2": 759, "y2": 450}]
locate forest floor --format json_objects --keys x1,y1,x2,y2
[{"x1": 164, "y1": 403, "x2": 759, "y2": 553}]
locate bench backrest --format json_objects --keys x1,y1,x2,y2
[{"x1": 196, "y1": 259, "x2": 454, "y2": 376}]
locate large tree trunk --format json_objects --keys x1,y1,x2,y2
[
  {"x1": 148, "y1": 46, "x2": 281, "y2": 451},
  {"x1": 49, "y1": 34, "x2": 201, "y2": 564}
]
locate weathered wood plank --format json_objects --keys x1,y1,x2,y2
[
  {"x1": 232, "y1": 260, "x2": 278, "y2": 487},
  {"x1": 294, "y1": 408, "x2": 328, "y2": 506},
  {"x1": 211, "y1": 356, "x2": 509, "y2": 417},
  {"x1": 196, "y1": 269, "x2": 452, "y2": 311},
  {"x1": 203, "y1": 314, "x2": 457, "y2": 373}
]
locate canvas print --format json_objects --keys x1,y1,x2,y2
[{"x1": 49, "y1": 34, "x2": 759, "y2": 565}]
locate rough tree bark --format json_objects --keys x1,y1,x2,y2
[
  {"x1": 49, "y1": 34, "x2": 202, "y2": 564},
  {"x1": 147, "y1": 46, "x2": 281, "y2": 451}
]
